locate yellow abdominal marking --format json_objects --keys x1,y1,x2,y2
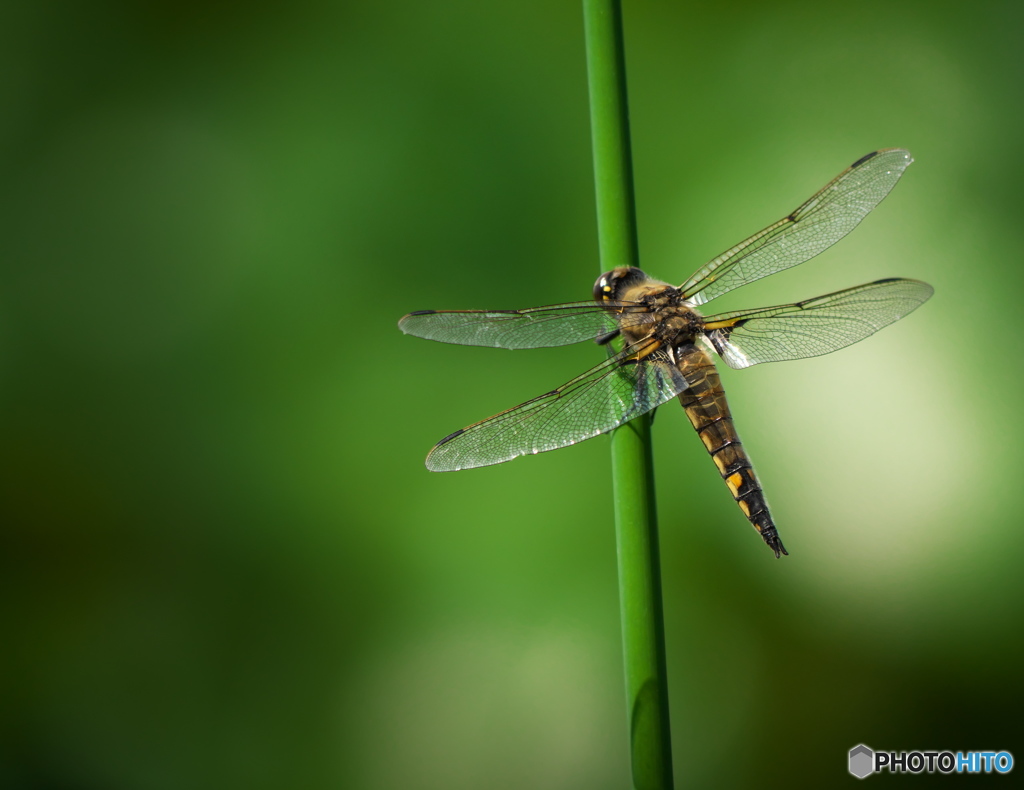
[
  {"x1": 738, "y1": 499, "x2": 751, "y2": 517},
  {"x1": 726, "y1": 471, "x2": 744, "y2": 497}
]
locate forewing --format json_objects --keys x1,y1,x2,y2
[
  {"x1": 681, "y1": 149, "x2": 914, "y2": 305},
  {"x1": 425, "y1": 339, "x2": 692, "y2": 471},
  {"x1": 399, "y1": 302, "x2": 621, "y2": 349},
  {"x1": 701, "y1": 278, "x2": 933, "y2": 369}
]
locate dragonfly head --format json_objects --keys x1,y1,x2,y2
[{"x1": 594, "y1": 266, "x2": 648, "y2": 303}]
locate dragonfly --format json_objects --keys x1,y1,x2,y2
[{"x1": 399, "y1": 149, "x2": 932, "y2": 558}]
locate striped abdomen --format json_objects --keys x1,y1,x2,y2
[{"x1": 675, "y1": 343, "x2": 788, "y2": 558}]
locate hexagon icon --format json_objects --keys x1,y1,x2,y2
[{"x1": 849, "y1": 744, "x2": 874, "y2": 779}]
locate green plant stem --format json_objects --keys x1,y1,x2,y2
[{"x1": 582, "y1": 2, "x2": 674, "y2": 789}]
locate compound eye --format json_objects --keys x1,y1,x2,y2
[{"x1": 593, "y1": 271, "x2": 616, "y2": 302}]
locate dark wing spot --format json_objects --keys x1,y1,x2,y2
[
  {"x1": 407, "y1": 310, "x2": 437, "y2": 316},
  {"x1": 705, "y1": 319, "x2": 748, "y2": 354},
  {"x1": 436, "y1": 428, "x2": 465, "y2": 446},
  {"x1": 707, "y1": 329, "x2": 729, "y2": 357},
  {"x1": 850, "y1": 150, "x2": 880, "y2": 169},
  {"x1": 872, "y1": 277, "x2": 901, "y2": 284},
  {"x1": 594, "y1": 329, "x2": 620, "y2": 346}
]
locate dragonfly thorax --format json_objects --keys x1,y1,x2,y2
[{"x1": 594, "y1": 266, "x2": 705, "y2": 346}]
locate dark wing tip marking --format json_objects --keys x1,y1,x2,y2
[
  {"x1": 871, "y1": 277, "x2": 934, "y2": 297},
  {"x1": 850, "y1": 150, "x2": 881, "y2": 169},
  {"x1": 435, "y1": 428, "x2": 465, "y2": 447},
  {"x1": 872, "y1": 277, "x2": 921, "y2": 285},
  {"x1": 406, "y1": 310, "x2": 437, "y2": 316}
]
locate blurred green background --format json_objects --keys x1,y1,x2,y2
[{"x1": 3, "y1": 1, "x2": 1022, "y2": 788}]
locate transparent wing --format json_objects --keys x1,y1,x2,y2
[
  {"x1": 425, "y1": 338, "x2": 692, "y2": 471},
  {"x1": 701, "y1": 278, "x2": 933, "y2": 369},
  {"x1": 398, "y1": 302, "x2": 628, "y2": 349},
  {"x1": 681, "y1": 149, "x2": 914, "y2": 305}
]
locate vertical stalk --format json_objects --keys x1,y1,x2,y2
[{"x1": 582, "y1": 2, "x2": 674, "y2": 789}]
